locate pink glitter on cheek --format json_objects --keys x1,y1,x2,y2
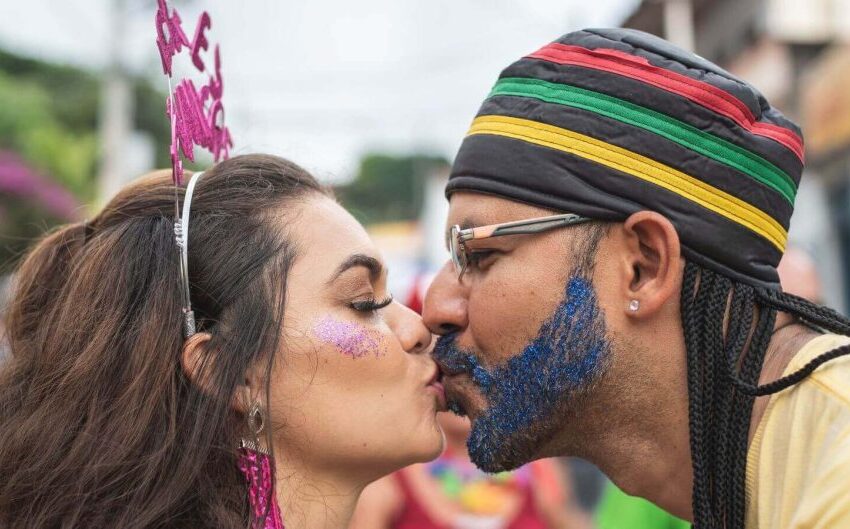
[{"x1": 313, "y1": 317, "x2": 386, "y2": 359}]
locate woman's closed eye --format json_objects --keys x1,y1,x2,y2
[{"x1": 350, "y1": 295, "x2": 394, "y2": 314}]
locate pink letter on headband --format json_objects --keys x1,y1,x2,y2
[{"x1": 155, "y1": 0, "x2": 232, "y2": 184}]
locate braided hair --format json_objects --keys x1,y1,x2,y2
[{"x1": 681, "y1": 260, "x2": 850, "y2": 529}]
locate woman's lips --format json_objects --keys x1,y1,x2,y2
[
  {"x1": 426, "y1": 367, "x2": 448, "y2": 411},
  {"x1": 426, "y1": 380, "x2": 447, "y2": 411}
]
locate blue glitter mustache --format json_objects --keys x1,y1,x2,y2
[{"x1": 433, "y1": 276, "x2": 610, "y2": 470}]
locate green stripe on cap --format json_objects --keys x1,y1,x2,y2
[
  {"x1": 490, "y1": 77, "x2": 797, "y2": 205},
  {"x1": 467, "y1": 114, "x2": 788, "y2": 251}
]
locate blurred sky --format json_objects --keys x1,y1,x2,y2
[{"x1": 0, "y1": 0, "x2": 639, "y2": 182}]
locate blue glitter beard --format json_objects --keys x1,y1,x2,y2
[{"x1": 433, "y1": 275, "x2": 611, "y2": 471}]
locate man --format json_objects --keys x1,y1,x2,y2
[{"x1": 423, "y1": 28, "x2": 850, "y2": 529}]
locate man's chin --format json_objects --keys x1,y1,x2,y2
[
  {"x1": 467, "y1": 413, "x2": 544, "y2": 473},
  {"x1": 443, "y1": 375, "x2": 551, "y2": 473}
]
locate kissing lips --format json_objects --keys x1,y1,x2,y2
[{"x1": 426, "y1": 367, "x2": 448, "y2": 411}]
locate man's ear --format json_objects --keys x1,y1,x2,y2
[{"x1": 620, "y1": 211, "x2": 682, "y2": 318}]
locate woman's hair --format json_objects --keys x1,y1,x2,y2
[
  {"x1": 681, "y1": 261, "x2": 850, "y2": 529},
  {"x1": 0, "y1": 154, "x2": 325, "y2": 528}
]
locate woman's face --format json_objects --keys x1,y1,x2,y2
[{"x1": 266, "y1": 194, "x2": 445, "y2": 483}]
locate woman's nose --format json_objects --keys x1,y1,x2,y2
[{"x1": 385, "y1": 301, "x2": 432, "y2": 355}]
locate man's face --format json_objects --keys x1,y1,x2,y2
[{"x1": 423, "y1": 192, "x2": 615, "y2": 472}]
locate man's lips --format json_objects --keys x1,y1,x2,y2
[
  {"x1": 432, "y1": 336, "x2": 483, "y2": 414},
  {"x1": 432, "y1": 351, "x2": 474, "y2": 377},
  {"x1": 436, "y1": 361, "x2": 468, "y2": 377},
  {"x1": 441, "y1": 372, "x2": 483, "y2": 418}
]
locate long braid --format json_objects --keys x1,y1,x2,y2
[
  {"x1": 682, "y1": 261, "x2": 850, "y2": 529},
  {"x1": 717, "y1": 285, "x2": 754, "y2": 529},
  {"x1": 701, "y1": 272, "x2": 731, "y2": 526},
  {"x1": 726, "y1": 294, "x2": 774, "y2": 529},
  {"x1": 708, "y1": 285, "x2": 741, "y2": 527},
  {"x1": 681, "y1": 264, "x2": 713, "y2": 526}
]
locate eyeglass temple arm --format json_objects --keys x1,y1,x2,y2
[{"x1": 487, "y1": 214, "x2": 589, "y2": 237}]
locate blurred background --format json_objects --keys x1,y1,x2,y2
[{"x1": 1, "y1": 1, "x2": 849, "y2": 527}]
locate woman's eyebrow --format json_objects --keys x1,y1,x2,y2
[{"x1": 327, "y1": 254, "x2": 384, "y2": 284}]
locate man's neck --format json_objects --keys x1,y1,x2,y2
[
  {"x1": 577, "y1": 314, "x2": 822, "y2": 522},
  {"x1": 750, "y1": 314, "x2": 821, "y2": 442},
  {"x1": 575, "y1": 377, "x2": 695, "y2": 521},
  {"x1": 273, "y1": 450, "x2": 364, "y2": 529}
]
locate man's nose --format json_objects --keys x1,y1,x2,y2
[{"x1": 423, "y1": 261, "x2": 469, "y2": 336}]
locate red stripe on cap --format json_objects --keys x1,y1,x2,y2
[{"x1": 527, "y1": 43, "x2": 804, "y2": 162}]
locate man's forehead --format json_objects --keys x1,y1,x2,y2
[{"x1": 446, "y1": 192, "x2": 559, "y2": 229}]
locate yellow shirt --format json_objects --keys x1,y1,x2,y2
[{"x1": 746, "y1": 333, "x2": 850, "y2": 529}]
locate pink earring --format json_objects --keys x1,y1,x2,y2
[{"x1": 238, "y1": 402, "x2": 284, "y2": 529}]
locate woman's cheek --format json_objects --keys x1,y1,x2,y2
[{"x1": 312, "y1": 316, "x2": 387, "y2": 359}]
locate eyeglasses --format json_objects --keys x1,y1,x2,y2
[{"x1": 447, "y1": 213, "x2": 592, "y2": 279}]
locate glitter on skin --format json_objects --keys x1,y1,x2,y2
[
  {"x1": 433, "y1": 276, "x2": 610, "y2": 471},
  {"x1": 313, "y1": 316, "x2": 385, "y2": 359}
]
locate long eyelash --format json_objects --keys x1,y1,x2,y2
[{"x1": 350, "y1": 295, "x2": 394, "y2": 312}]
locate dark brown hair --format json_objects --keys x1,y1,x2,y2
[{"x1": 0, "y1": 154, "x2": 325, "y2": 528}]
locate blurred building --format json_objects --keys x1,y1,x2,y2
[{"x1": 623, "y1": 0, "x2": 850, "y2": 313}]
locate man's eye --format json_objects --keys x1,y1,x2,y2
[{"x1": 467, "y1": 250, "x2": 496, "y2": 268}]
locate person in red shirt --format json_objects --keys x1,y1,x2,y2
[{"x1": 350, "y1": 412, "x2": 590, "y2": 529}]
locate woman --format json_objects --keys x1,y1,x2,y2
[
  {"x1": 0, "y1": 154, "x2": 447, "y2": 529},
  {"x1": 350, "y1": 412, "x2": 591, "y2": 529}
]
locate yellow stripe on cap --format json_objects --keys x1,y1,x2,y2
[{"x1": 467, "y1": 115, "x2": 787, "y2": 251}]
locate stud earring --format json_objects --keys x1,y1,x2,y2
[{"x1": 628, "y1": 299, "x2": 640, "y2": 312}]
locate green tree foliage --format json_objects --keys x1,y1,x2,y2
[
  {"x1": 337, "y1": 153, "x2": 448, "y2": 226},
  {"x1": 0, "y1": 69, "x2": 97, "y2": 200},
  {"x1": 0, "y1": 48, "x2": 171, "y2": 271},
  {"x1": 0, "y1": 49, "x2": 171, "y2": 200}
]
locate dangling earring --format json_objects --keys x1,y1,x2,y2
[
  {"x1": 240, "y1": 400, "x2": 268, "y2": 454},
  {"x1": 237, "y1": 400, "x2": 283, "y2": 529},
  {"x1": 248, "y1": 401, "x2": 265, "y2": 435}
]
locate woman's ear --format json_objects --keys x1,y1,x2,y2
[
  {"x1": 232, "y1": 358, "x2": 265, "y2": 415},
  {"x1": 620, "y1": 211, "x2": 682, "y2": 318},
  {"x1": 181, "y1": 332, "x2": 215, "y2": 393},
  {"x1": 181, "y1": 332, "x2": 263, "y2": 414}
]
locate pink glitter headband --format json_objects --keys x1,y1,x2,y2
[
  {"x1": 154, "y1": 0, "x2": 233, "y2": 337},
  {"x1": 155, "y1": 0, "x2": 232, "y2": 185}
]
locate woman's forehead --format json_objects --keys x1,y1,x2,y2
[{"x1": 287, "y1": 195, "x2": 382, "y2": 272}]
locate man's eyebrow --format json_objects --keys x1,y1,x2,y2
[
  {"x1": 445, "y1": 217, "x2": 481, "y2": 242},
  {"x1": 328, "y1": 253, "x2": 383, "y2": 284}
]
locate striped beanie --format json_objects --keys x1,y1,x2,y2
[{"x1": 447, "y1": 28, "x2": 804, "y2": 288}]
